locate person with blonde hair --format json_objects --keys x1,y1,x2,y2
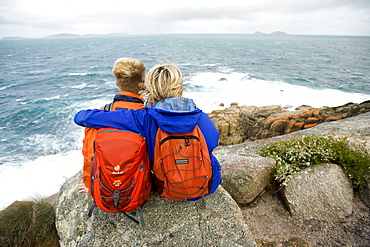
[
  {"x1": 75, "y1": 63, "x2": 222, "y2": 197},
  {"x1": 143, "y1": 63, "x2": 183, "y2": 104},
  {"x1": 78, "y1": 57, "x2": 146, "y2": 194}
]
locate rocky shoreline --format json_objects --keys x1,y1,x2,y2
[{"x1": 209, "y1": 100, "x2": 370, "y2": 146}]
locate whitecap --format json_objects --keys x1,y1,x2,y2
[
  {"x1": 28, "y1": 70, "x2": 46, "y2": 75},
  {"x1": 218, "y1": 66, "x2": 235, "y2": 73},
  {"x1": 71, "y1": 83, "x2": 87, "y2": 89},
  {"x1": 0, "y1": 83, "x2": 17, "y2": 91},
  {"x1": 42, "y1": 95, "x2": 61, "y2": 101},
  {"x1": 15, "y1": 99, "x2": 28, "y2": 105},
  {"x1": 68, "y1": 72, "x2": 94, "y2": 76},
  {"x1": 68, "y1": 72, "x2": 90, "y2": 76}
]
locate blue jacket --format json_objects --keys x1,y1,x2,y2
[{"x1": 74, "y1": 97, "x2": 221, "y2": 195}]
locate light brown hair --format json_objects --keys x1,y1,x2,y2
[{"x1": 112, "y1": 57, "x2": 146, "y2": 94}]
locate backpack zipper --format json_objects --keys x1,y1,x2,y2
[{"x1": 160, "y1": 135, "x2": 199, "y2": 146}]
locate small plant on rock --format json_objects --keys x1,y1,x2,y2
[{"x1": 256, "y1": 135, "x2": 370, "y2": 187}]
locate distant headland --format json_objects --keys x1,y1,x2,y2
[
  {"x1": 45, "y1": 32, "x2": 129, "y2": 39},
  {"x1": 1, "y1": 32, "x2": 129, "y2": 40}
]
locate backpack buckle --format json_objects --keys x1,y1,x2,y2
[{"x1": 113, "y1": 190, "x2": 120, "y2": 207}]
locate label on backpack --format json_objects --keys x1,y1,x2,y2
[
  {"x1": 112, "y1": 165, "x2": 124, "y2": 174},
  {"x1": 175, "y1": 159, "x2": 189, "y2": 164},
  {"x1": 153, "y1": 126, "x2": 212, "y2": 200},
  {"x1": 113, "y1": 180, "x2": 122, "y2": 186}
]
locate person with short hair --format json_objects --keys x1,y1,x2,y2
[{"x1": 78, "y1": 57, "x2": 146, "y2": 194}]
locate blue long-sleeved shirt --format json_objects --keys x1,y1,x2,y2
[{"x1": 74, "y1": 97, "x2": 221, "y2": 194}]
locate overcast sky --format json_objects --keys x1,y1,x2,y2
[{"x1": 1, "y1": 0, "x2": 369, "y2": 38}]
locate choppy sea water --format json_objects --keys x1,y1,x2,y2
[{"x1": 0, "y1": 34, "x2": 369, "y2": 209}]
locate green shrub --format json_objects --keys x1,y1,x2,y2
[{"x1": 256, "y1": 136, "x2": 370, "y2": 188}]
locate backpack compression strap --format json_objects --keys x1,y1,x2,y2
[
  {"x1": 113, "y1": 190, "x2": 146, "y2": 227},
  {"x1": 87, "y1": 198, "x2": 146, "y2": 228}
]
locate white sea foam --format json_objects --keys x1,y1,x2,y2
[
  {"x1": 71, "y1": 83, "x2": 88, "y2": 89},
  {"x1": 184, "y1": 72, "x2": 370, "y2": 113},
  {"x1": 68, "y1": 72, "x2": 93, "y2": 76},
  {"x1": 0, "y1": 126, "x2": 85, "y2": 210},
  {"x1": 0, "y1": 83, "x2": 17, "y2": 91},
  {"x1": 40, "y1": 94, "x2": 68, "y2": 101},
  {"x1": 0, "y1": 150, "x2": 82, "y2": 210},
  {"x1": 42, "y1": 95, "x2": 61, "y2": 101}
]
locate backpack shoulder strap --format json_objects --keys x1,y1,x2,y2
[{"x1": 103, "y1": 103, "x2": 113, "y2": 111}]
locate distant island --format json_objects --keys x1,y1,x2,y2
[
  {"x1": 254, "y1": 31, "x2": 289, "y2": 36},
  {"x1": 45, "y1": 33, "x2": 81, "y2": 39},
  {"x1": 1, "y1": 32, "x2": 129, "y2": 40},
  {"x1": 1, "y1": 36, "x2": 28, "y2": 40},
  {"x1": 45, "y1": 32, "x2": 129, "y2": 39}
]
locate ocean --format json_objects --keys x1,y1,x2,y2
[{"x1": 0, "y1": 34, "x2": 369, "y2": 209}]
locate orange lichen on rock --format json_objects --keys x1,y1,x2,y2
[
  {"x1": 324, "y1": 116, "x2": 343, "y2": 122},
  {"x1": 291, "y1": 122, "x2": 305, "y2": 132},
  {"x1": 307, "y1": 117, "x2": 319, "y2": 124},
  {"x1": 304, "y1": 123, "x2": 318, "y2": 129}
]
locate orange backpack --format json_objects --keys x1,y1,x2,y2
[
  {"x1": 89, "y1": 127, "x2": 151, "y2": 227},
  {"x1": 82, "y1": 94, "x2": 145, "y2": 195},
  {"x1": 82, "y1": 94, "x2": 149, "y2": 226},
  {"x1": 153, "y1": 125, "x2": 212, "y2": 200}
]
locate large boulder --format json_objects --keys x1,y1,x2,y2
[
  {"x1": 55, "y1": 172, "x2": 256, "y2": 247},
  {"x1": 213, "y1": 145, "x2": 276, "y2": 204},
  {"x1": 281, "y1": 163, "x2": 353, "y2": 222}
]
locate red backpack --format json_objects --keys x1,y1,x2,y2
[
  {"x1": 89, "y1": 127, "x2": 151, "y2": 227},
  {"x1": 153, "y1": 125, "x2": 212, "y2": 200}
]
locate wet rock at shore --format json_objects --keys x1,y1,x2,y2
[{"x1": 209, "y1": 100, "x2": 370, "y2": 146}]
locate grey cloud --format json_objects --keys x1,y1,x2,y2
[
  {"x1": 156, "y1": 5, "x2": 259, "y2": 22},
  {"x1": 156, "y1": 0, "x2": 370, "y2": 23},
  {"x1": 1, "y1": 0, "x2": 369, "y2": 37}
]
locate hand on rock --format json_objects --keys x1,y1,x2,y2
[{"x1": 78, "y1": 184, "x2": 89, "y2": 193}]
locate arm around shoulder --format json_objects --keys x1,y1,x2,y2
[
  {"x1": 198, "y1": 112, "x2": 219, "y2": 152},
  {"x1": 74, "y1": 109, "x2": 147, "y2": 134},
  {"x1": 74, "y1": 109, "x2": 106, "y2": 128}
]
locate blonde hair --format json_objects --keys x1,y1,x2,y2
[
  {"x1": 144, "y1": 64, "x2": 183, "y2": 104},
  {"x1": 112, "y1": 57, "x2": 146, "y2": 94}
]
